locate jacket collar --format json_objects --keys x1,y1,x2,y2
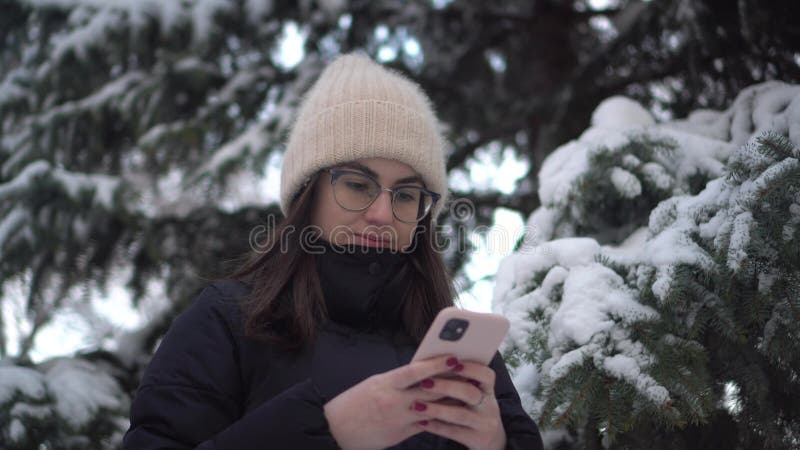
[{"x1": 313, "y1": 240, "x2": 410, "y2": 332}]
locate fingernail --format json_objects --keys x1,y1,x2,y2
[
  {"x1": 446, "y1": 357, "x2": 458, "y2": 367},
  {"x1": 469, "y1": 379, "x2": 481, "y2": 388},
  {"x1": 420, "y1": 378, "x2": 435, "y2": 389},
  {"x1": 413, "y1": 401, "x2": 427, "y2": 412},
  {"x1": 418, "y1": 420, "x2": 429, "y2": 426},
  {"x1": 454, "y1": 363, "x2": 464, "y2": 372}
]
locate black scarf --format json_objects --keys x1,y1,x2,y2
[{"x1": 314, "y1": 240, "x2": 411, "y2": 332}]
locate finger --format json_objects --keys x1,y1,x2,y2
[
  {"x1": 447, "y1": 360, "x2": 497, "y2": 392},
  {"x1": 388, "y1": 355, "x2": 460, "y2": 389},
  {"x1": 412, "y1": 399, "x2": 482, "y2": 429},
  {"x1": 471, "y1": 390, "x2": 497, "y2": 409},
  {"x1": 403, "y1": 387, "x2": 450, "y2": 403},
  {"x1": 409, "y1": 376, "x2": 483, "y2": 407},
  {"x1": 432, "y1": 397, "x2": 468, "y2": 407},
  {"x1": 404, "y1": 391, "x2": 473, "y2": 409}
]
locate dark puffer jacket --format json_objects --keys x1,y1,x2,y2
[{"x1": 123, "y1": 246, "x2": 543, "y2": 449}]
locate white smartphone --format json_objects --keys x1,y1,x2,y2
[{"x1": 411, "y1": 306, "x2": 510, "y2": 365}]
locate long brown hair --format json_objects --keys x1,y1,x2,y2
[{"x1": 227, "y1": 173, "x2": 455, "y2": 351}]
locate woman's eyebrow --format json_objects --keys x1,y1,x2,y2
[
  {"x1": 338, "y1": 162, "x2": 378, "y2": 178},
  {"x1": 395, "y1": 175, "x2": 424, "y2": 185},
  {"x1": 337, "y1": 162, "x2": 425, "y2": 186}
]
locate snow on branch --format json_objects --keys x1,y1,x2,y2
[
  {"x1": 27, "y1": 0, "x2": 237, "y2": 50},
  {"x1": 36, "y1": 72, "x2": 145, "y2": 126},
  {"x1": 495, "y1": 81, "x2": 800, "y2": 440},
  {"x1": 0, "y1": 160, "x2": 50, "y2": 201},
  {"x1": 0, "y1": 358, "x2": 128, "y2": 446},
  {"x1": 194, "y1": 120, "x2": 270, "y2": 179}
]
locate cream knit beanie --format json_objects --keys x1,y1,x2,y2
[{"x1": 280, "y1": 52, "x2": 448, "y2": 220}]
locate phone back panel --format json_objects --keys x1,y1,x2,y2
[{"x1": 411, "y1": 307, "x2": 510, "y2": 365}]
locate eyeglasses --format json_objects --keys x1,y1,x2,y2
[{"x1": 326, "y1": 168, "x2": 441, "y2": 223}]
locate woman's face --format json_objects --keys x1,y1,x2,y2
[{"x1": 311, "y1": 158, "x2": 425, "y2": 251}]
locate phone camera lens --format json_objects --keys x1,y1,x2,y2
[{"x1": 439, "y1": 318, "x2": 469, "y2": 341}]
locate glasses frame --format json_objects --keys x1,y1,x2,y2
[{"x1": 326, "y1": 168, "x2": 441, "y2": 223}]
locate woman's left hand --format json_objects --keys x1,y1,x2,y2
[{"x1": 407, "y1": 360, "x2": 506, "y2": 450}]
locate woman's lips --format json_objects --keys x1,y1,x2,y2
[{"x1": 354, "y1": 233, "x2": 389, "y2": 247}]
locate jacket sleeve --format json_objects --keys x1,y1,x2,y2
[
  {"x1": 490, "y1": 353, "x2": 544, "y2": 450},
  {"x1": 122, "y1": 284, "x2": 341, "y2": 450}
]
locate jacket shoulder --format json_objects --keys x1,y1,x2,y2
[
  {"x1": 137, "y1": 280, "x2": 250, "y2": 391},
  {"x1": 189, "y1": 279, "x2": 251, "y2": 329},
  {"x1": 207, "y1": 278, "x2": 251, "y2": 299}
]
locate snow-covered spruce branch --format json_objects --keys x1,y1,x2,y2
[{"x1": 494, "y1": 81, "x2": 800, "y2": 447}]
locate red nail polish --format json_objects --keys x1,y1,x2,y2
[
  {"x1": 420, "y1": 378, "x2": 435, "y2": 388},
  {"x1": 413, "y1": 402, "x2": 427, "y2": 411},
  {"x1": 446, "y1": 357, "x2": 458, "y2": 367},
  {"x1": 419, "y1": 420, "x2": 429, "y2": 426},
  {"x1": 454, "y1": 363, "x2": 464, "y2": 372},
  {"x1": 469, "y1": 379, "x2": 481, "y2": 388}
]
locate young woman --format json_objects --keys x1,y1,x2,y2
[{"x1": 124, "y1": 53, "x2": 543, "y2": 450}]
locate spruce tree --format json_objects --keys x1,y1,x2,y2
[
  {"x1": 495, "y1": 83, "x2": 800, "y2": 449},
  {"x1": 1, "y1": 0, "x2": 797, "y2": 447}
]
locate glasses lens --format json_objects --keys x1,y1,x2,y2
[
  {"x1": 332, "y1": 172, "x2": 379, "y2": 210},
  {"x1": 393, "y1": 187, "x2": 432, "y2": 222}
]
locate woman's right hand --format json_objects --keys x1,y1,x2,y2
[{"x1": 323, "y1": 354, "x2": 459, "y2": 450}]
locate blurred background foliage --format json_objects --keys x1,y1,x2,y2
[{"x1": 0, "y1": 0, "x2": 797, "y2": 447}]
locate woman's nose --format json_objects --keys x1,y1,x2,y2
[{"x1": 363, "y1": 190, "x2": 394, "y2": 223}]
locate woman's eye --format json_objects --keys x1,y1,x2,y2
[
  {"x1": 345, "y1": 181, "x2": 369, "y2": 191},
  {"x1": 396, "y1": 191, "x2": 419, "y2": 202}
]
